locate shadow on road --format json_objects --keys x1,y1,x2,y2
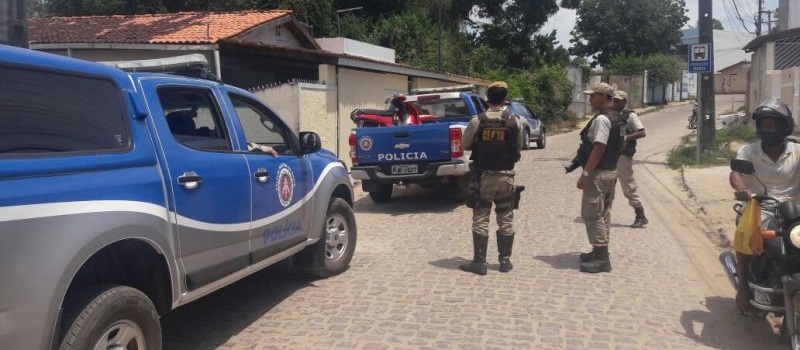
[
  {"x1": 533, "y1": 252, "x2": 580, "y2": 271},
  {"x1": 428, "y1": 256, "x2": 507, "y2": 273},
  {"x1": 678, "y1": 296, "x2": 781, "y2": 350},
  {"x1": 161, "y1": 261, "x2": 314, "y2": 350},
  {"x1": 354, "y1": 184, "x2": 464, "y2": 215}
]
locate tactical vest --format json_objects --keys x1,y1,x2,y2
[
  {"x1": 579, "y1": 107, "x2": 624, "y2": 170},
  {"x1": 471, "y1": 110, "x2": 520, "y2": 171},
  {"x1": 621, "y1": 109, "x2": 636, "y2": 156}
]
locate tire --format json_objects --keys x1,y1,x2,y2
[
  {"x1": 368, "y1": 184, "x2": 393, "y2": 203},
  {"x1": 59, "y1": 285, "x2": 161, "y2": 350},
  {"x1": 787, "y1": 292, "x2": 800, "y2": 350},
  {"x1": 293, "y1": 197, "x2": 357, "y2": 278},
  {"x1": 536, "y1": 131, "x2": 546, "y2": 149},
  {"x1": 522, "y1": 130, "x2": 531, "y2": 150}
]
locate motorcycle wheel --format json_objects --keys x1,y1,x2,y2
[{"x1": 791, "y1": 293, "x2": 800, "y2": 350}]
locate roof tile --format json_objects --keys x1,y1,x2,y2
[{"x1": 29, "y1": 10, "x2": 291, "y2": 44}]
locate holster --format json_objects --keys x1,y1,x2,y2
[
  {"x1": 465, "y1": 163, "x2": 482, "y2": 209},
  {"x1": 513, "y1": 186, "x2": 525, "y2": 209}
]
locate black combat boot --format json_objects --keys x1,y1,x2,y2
[
  {"x1": 460, "y1": 233, "x2": 488, "y2": 275},
  {"x1": 497, "y1": 234, "x2": 514, "y2": 273},
  {"x1": 630, "y1": 206, "x2": 648, "y2": 228},
  {"x1": 579, "y1": 246, "x2": 599, "y2": 263},
  {"x1": 579, "y1": 246, "x2": 611, "y2": 273}
]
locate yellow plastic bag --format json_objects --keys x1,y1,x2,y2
[{"x1": 734, "y1": 197, "x2": 763, "y2": 255}]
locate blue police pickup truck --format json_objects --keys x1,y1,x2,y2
[
  {"x1": 0, "y1": 45, "x2": 356, "y2": 350},
  {"x1": 349, "y1": 88, "x2": 488, "y2": 202}
]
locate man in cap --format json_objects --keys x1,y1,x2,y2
[
  {"x1": 459, "y1": 81, "x2": 524, "y2": 275},
  {"x1": 612, "y1": 90, "x2": 648, "y2": 228},
  {"x1": 574, "y1": 83, "x2": 626, "y2": 273}
]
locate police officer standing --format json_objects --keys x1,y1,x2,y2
[
  {"x1": 460, "y1": 81, "x2": 524, "y2": 275},
  {"x1": 576, "y1": 83, "x2": 625, "y2": 273},
  {"x1": 612, "y1": 91, "x2": 648, "y2": 228}
]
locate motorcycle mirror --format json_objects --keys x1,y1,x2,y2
[{"x1": 730, "y1": 159, "x2": 755, "y2": 175}]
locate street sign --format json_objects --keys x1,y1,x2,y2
[{"x1": 688, "y1": 43, "x2": 713, "y2": 73}]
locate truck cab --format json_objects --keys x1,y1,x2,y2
[{"x1": 0, "y1": 44, "x2": 356, "y2": 350}]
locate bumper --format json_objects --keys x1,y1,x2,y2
[{"x1": 351, "y1": 160, "x2": 469, "y2": 184}]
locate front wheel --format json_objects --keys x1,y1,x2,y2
[
  {"x1": 522, "y1": 130, "x2": 531, "y2": 150},
  {"x1": 293, "y1": 197, "x2": 357, "y2": 277},
  {"x1": 536, "y1": 132, "x2": 546, "y2": 149},
  {"x1": 59, "y1": 286, "x2": 161, "y2": 350}
]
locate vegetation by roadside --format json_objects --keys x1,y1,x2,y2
[{"x1": 666, "y1": 125, "x2": 757, "y2": 169}]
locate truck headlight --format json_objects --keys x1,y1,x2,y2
[{"x1": 789, "y1": 224, "x2": 800, "y2": 248}]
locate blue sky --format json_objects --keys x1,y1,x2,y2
[{"x1": 539, "y1": 0, "x2": 780, "y2": 49}]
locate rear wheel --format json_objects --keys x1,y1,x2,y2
[
  {"x1": 59, "y1": 285, "x2": 161, "y2": 350},
  {"x1": 368, "y1": 184, "x2": 393, "y2": 203},
  {"x1": 536, "y1": 131, "x2": 546, "y2": 149},
  {"x1": 293, "y1": 197, "x2": 356, "y2": 277}
]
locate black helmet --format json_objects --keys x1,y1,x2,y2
[{"x1": 753, "y1": 99, "x2": 794, "y2": 145}]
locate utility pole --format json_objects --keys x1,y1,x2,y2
[
  {"x1": 698, "y1": 0, "x2": 716, "y2": 153},
  {"x1": 437, "y1": 0, "x2": 443, "y2": 71},
  {"x1": 0, "y1": 0, "x2": 28, "y2": 48},
  {"x1": 336, "y1": 7, "x2": 362, "y2": 38},
  {"x1": 756, "y1": 0, "x2": 763, "y2": 36}
]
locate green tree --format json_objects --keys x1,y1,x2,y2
[
  {"x1": 712, "y1": 18, "x2": 724, "y2": 30},
  {"x1": 570, "y1": 0, "x2": 688, "y2": 67},
  {"x1": 643, "y1": 53, "x2": 682, "y2": 103}
]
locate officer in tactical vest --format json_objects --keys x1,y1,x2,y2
[
  {"x1": 575, "y1": 83, "x2": 626, "y2": 273},
  {"x1": 460, "y1": 81, "x2": 524, "y2": 275},
  {"x1": 612, "y1": 90, "x2": 648, "y2": 228}
]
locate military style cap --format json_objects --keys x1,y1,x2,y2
[
  {"x1": 488, "y1": 81, "x2": 508, "y2": 89},
  {"x1": 583, "y1": 82, "x2": 614, "y2": 96},
  {"x1": 612, "y1": 90, "x2": 628, "y2": 101}
]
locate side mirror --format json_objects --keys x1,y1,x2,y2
[
  {"x1": 730, "y1": 159, "x2": 755, "y2": 175},
  {"x1": 299, "y1": 131, "x2": 321, "y2": 153}
]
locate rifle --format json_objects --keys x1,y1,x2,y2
[{"x1": 565, "y1": 142, "x2": 591, "y2": 173}]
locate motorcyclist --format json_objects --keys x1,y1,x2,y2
[{"x1": 729, "y1": 99, "x2": 800, "y2": 313}]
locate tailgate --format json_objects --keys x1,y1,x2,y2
[{"x1": 354, "y1": 124, "x2": 452, "y2": 168}]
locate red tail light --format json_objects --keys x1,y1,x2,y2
[
  {"x1": 449, "y1": 127, "x2": 463, "y2": 158},
  {"x1": 349, "y1": 132, "x2": 358, "y2": 165}
]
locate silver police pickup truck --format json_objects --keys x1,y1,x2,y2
[{"x1": 0, "y1": 45, "x2": 356, "y2": 350}]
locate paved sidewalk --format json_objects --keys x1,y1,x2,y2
[{"x1": 679, "y1": 165, "x2": 736, "y2": 249}]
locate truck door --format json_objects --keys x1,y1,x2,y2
[
  {"x1": 141, "y1": 81, "x2": 252, "y2": 291},
  {"x1": 223, "y1": 92, "x2": 313, "y2": 263}
]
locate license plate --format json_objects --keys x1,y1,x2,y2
[{"x1": 391, "y1": 164, "x2": 418, "y2": 175}]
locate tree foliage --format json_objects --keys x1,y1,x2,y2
[{"x1": 570, "y1": 0, "x2": 689, "y2": 67}]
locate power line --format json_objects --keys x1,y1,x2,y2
[{"x1": 729, "y1": 0, "x2": 756, "y2": 34}]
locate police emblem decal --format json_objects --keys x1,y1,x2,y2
[
  {"x1": 276, "y1": 163, "x2": 295, "y2": 207},
  {"x1": 359, "y1": 136, "x2": 373, "y2": 151}
]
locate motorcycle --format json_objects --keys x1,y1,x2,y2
[
  {"x1": 720, "y1": 159, "x2": 800, "y2": 348},
  {"x1": 350, "y1": 94, "x2": 422, "y2": 127},
  {"x1": 688, "y1": 101, "x2": 698, "y2": 129}
]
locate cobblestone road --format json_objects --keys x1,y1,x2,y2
[{"x1": 162, "y1": 101, "x2": 782, "y2": 349}]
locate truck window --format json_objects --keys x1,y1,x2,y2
[
  {"x1": 157, "y1": 87, "x2": 231, "y2": 151},
  {"x1": 0, "y1": 65, "x2": 129, "y2": 156},
  {"x1": 414, "y1": 98, "x2": 470, "y2": 119},
  {"x1": 471, "y1": 96, "x2": 487, "y2": 113},
  {"x1": 228, "y1": 94, "x2": 292, "y2": 155}
]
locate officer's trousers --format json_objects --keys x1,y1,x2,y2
[
  {"x1": 617, "y1": 155, "x2": 641, "y2": 208},
  {"x1": 581, "y1": 169, "x2": 618, "y2": 246},
  {"x1": 472, "y1": 171, "x2": 515, "y2": 238}
]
